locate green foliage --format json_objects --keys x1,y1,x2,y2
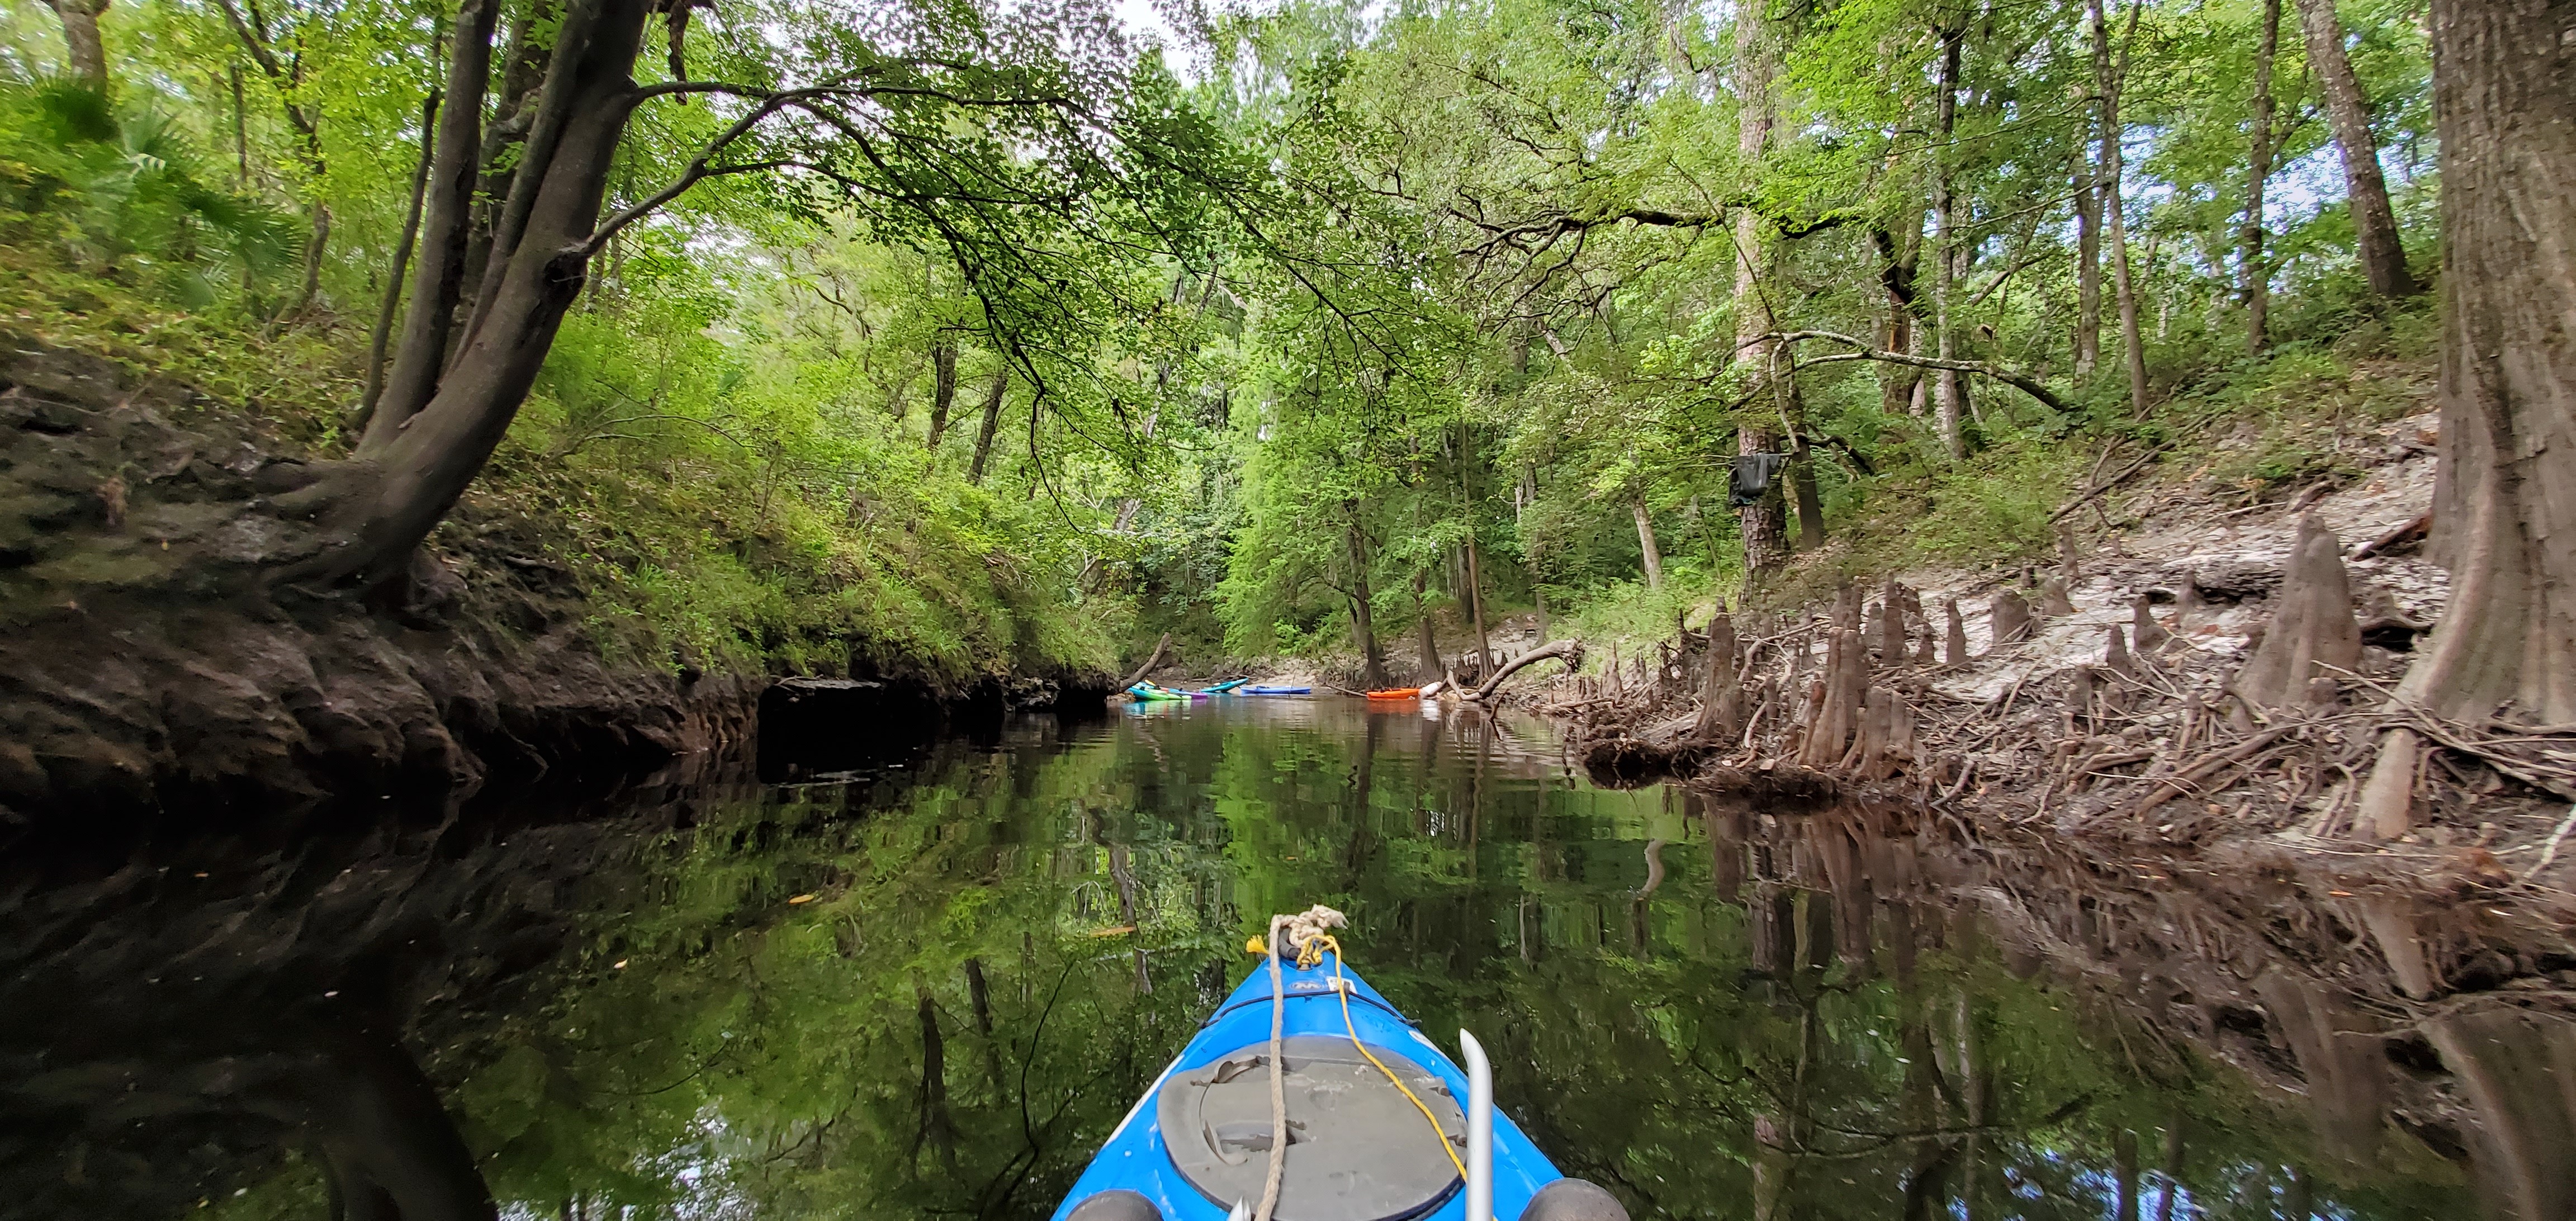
[
  {"x1": 1902, "y1": 444, "x2": 2086, "y2": 565},
  {"x1": 2, "y1": 0, "x2": 2444, "y2": 679},
  {"x1": 0, "y1": 78, "x2": 302, "y2": 304},
  {"x1": 1190, "y1": 0, "x2": 2438, "y2": 659}
]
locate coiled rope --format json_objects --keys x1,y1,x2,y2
[{"x1": 1247, "y1": 906, "x2": 1473, "y2": 1221}]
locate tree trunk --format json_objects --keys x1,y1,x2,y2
[
  {"x1": 1633, "y1": 499, "x2": 1664, "y2": 590},
  {"x1": 42, "y1": 0, "x2": 110, "y2": 91},
  {"x1": 362, "y1": 90, "x2": 441, "y2": 424},
  {"x1": 1873, "y1": 221, "x2": 1924, "y2": 416},
  {"x1": 1464, "y1": 531, "x2": 1493, "y2": 673},
  {"x1": 2075, "y1": 150, "x2": 2101, "y2": 377},
  {"x1": 2092, "y1": 0, "x2": 2152, "y2": 418},
  {"x1": 217, "y1": 0, "x2": 332, "y2": 318},
  {"x1": 365, "y1": 0, "x2": 501, "y2": 446},
  {"x1": 2291, "y1": 0, "x2": 2421, "y2": 298},
  {"x1": 1782, "y1": 383, "x2": 1827, "y2": 549},
  {"x1": 1738, "y1": 427, "x2": 1789, "y2": 581},
  {"x1": 924, "y1": 337, "x2": 958, "y2": 451},
  {"x1": 309, "y1": 0, "x2": 650, "y2": 588},
  {"x1": 967, "y1": 366, "x2": 1007, "y2": 483},
  {"x1": 2392, "y1": 0, "x2": 2576, "y2": 727},
  {"x1": 1344, "y1": 515, "x2": 1389, "y2": 688},
  {"x1": 2113, "y1": 1128, "x2": 2140, "y2": 1221},
  {"x1": 230, "y1": 65, "x2": 248, "y2": 185},
  {"x1": 2241, "y1": 0, "x2": 2281, "y2": 355},
  {"x1": 1413, "y1": 571, "x2": 1443, "y2": 681},
  {"x1": 458, "y1": 0, "x2": 563, "y2": 321},
  {"x1": 963, "y1": 957, "x2": 1005, "y2": 1096},
  {"x1": 1931, "y1": 20, "x2": 1967, "y2": 461},
  {"x1": 295, "y1": 204, "x2": 332, "y2": 318},
  {"x1": 1731, "y1": 7, "x2": 1805, "y2": 570}
]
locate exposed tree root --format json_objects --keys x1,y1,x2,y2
[{"x1": 1521, "y1": 498, "x2": 2573, "y2": 907}]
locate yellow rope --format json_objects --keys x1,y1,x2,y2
[
  {"x1": 1245, "y1": 925, "x2": 1477, "y2": 1210},
  {"x1": 1315, "y1": 935, "x2": 1471, "y2": 1186}
]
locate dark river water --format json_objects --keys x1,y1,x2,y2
[{"x1": 3, "y1": 697, "x2": 2569, "y2": 1220}]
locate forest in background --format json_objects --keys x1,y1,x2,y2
[{"x1": 1, "y1": 0, "x2": 2444, "y2": 688}]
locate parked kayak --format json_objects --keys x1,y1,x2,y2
[
  {"x1": 1240, "y1": 685, "x2": 1311, "y2": 695},
  {"x1": 1128, "y1": 684, "x2": 1196, "y2": 702},
  {"x1": 1050, "y1": 914, "x2": 1628, "y2": 1221},
  {"x1": 1363, "y1": 687, "x2": 1422, "y2": 700},
  {"x1": 1197, "y1": 678, "x2": 1253, "y2": 695}
]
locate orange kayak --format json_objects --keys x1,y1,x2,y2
[{"x1": 1364, "y1": 687, "x2": 1422, "y2": 699}]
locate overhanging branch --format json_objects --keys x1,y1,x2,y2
[{"x1": 1750, "y1": 330, "x2": 2070, "y2": 414}]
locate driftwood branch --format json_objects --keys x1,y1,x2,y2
[
  {"x1": 2351, "y1": 510, "x2": 2430, "y2": 560},
  {"x1": 2050, "y1": 442, "x2": 2174, "y2": 523},
  {"x1": 1119, "y1": 633, "x2": 1171, "y2": 689},
  {"x1": 1468, "y1": 640, "x2": 1584, "y2": 701}
]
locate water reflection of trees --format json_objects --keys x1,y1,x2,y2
[
  {"x1": 8, "y1": 708, "x2": 2568, "y2": 1221},
  {"x1": 1470, "y1": 795, "x2": 2572, "y2": 1221}
]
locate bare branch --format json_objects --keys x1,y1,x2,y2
[{"x1": 1751, "y1": 330, "x2": 2070, "y2": 414}]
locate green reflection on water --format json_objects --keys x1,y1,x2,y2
[{"x1": 224, "y1": 700, "x2": 2468, "y2": 1220}]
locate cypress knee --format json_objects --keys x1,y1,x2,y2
[{"x1": 1990, "y1": 590, "x2": 2033, "y2": 645}]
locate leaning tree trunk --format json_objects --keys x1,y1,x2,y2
[
  {"x1": 1633, "y1": 500, "x2": 1664, "y2": 590},
  {"x1": 2291, "y1": 0, "x2": 2421, "y2": 299},
  {"x1": 306, "y1": 0, "x2": 651, "y2": 588},
  {"x1": 42, "y1": 0, "x2": 110, "y2": 90},
  {"x1": 363, "y1": 90, "x2": 442, "y2": 423},
  {"x1": 2396, "y1": 0, "x2": 2576, "y2": 726}
]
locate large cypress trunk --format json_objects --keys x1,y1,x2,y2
[{"x1": 2398, "y1": 0, "x2": 2576, "y2": 725}]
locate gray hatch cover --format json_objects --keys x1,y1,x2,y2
[{"x1": 1156, "y1": 1034, "x2": 1466, "y2": 1221}]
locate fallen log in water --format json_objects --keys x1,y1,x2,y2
[{"x1": 1464, "y1": 638, "x2": 1584, "y2": 701}]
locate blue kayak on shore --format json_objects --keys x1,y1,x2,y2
[
  {"x1": 1239, "y1": 685, "x2": 1312, "y2": 695},
  {"x1": 1050, "y1": 941, "x2": 1627, "y2": 1221}
]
